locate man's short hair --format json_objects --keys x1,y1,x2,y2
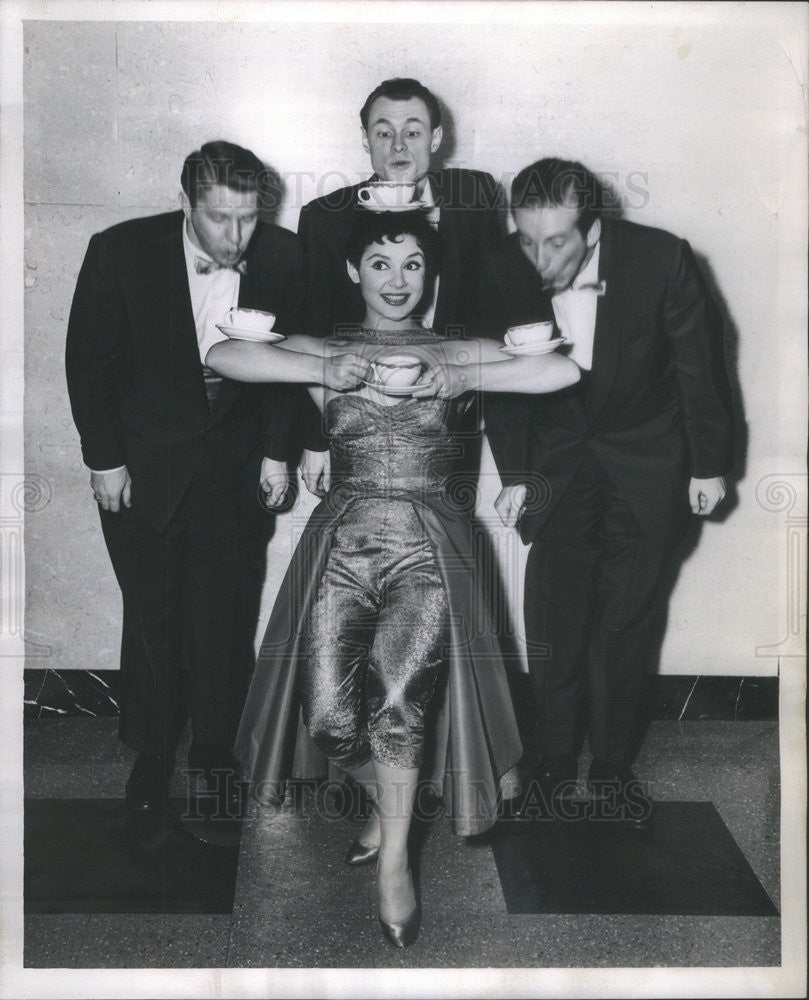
[
  {"x1": 180, "y1": 140, "x2": 265, "y2": 206},
  {"x1": 359, "y1": 78, "x2": 442, "y2": 131},
  {"x1": 346, "y1": 208, "x2": 441, "y2": 280},
  {"x1": 511, "y1": 158, "x2": 606, "y2": 235}
]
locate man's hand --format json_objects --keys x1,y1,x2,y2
[
  {"x1": 91, "y1": 467, "x2": 131, "y2": 513},
  {"x1": 494, "y1": 483, "x2": 528, "y2": 527},
  {"x1": 323, "y1": 347, "x2": 370, "y2": 391},
  {"x1": 260, "y1": 458, "x2": 291, "y2": 509},
  {"x1": 300, "y1": 449, "x2": 330, "y2": 497},
  {"x1": 689, "y1": 476, "x2": 727, "y2": 516}
]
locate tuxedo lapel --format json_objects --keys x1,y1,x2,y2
[
  {"x1": 158, "y1": 218, "x2": 223, "y2": 421},
  {"x1": 205, "y1": 258, "x2": 251, "y2": 419},
  {"x1": 208, "y1": 235, "x2": 264, "y2": 421},
  {"x1": 161, "y1": 220, "x2": 203, "y2": 367},
  {"x1": 586, "y1": 223, "x2": 621, "y2": 423}
]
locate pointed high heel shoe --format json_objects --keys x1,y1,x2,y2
[
  {"x1": 343, "y1": 839, "x2": 380, "y2": 867},
  {"x1": 379, "y1": 901, "x2": 421, "y2": 948}
]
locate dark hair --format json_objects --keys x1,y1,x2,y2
[
  {"x1": 346, "y1": 209, "x2": 440, "y2": 279},
  {"x1": 359, "y1": 78, "x2": 442, "y2": 131},
  {"x1": 511, "y1": 158, "x2": 606, "y2": 236},
  {"x1": 180, "y1": 140, "x2": 265, "y2": 207}
]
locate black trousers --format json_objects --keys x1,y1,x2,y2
[
  {"x1": 99, "y1": 454, "x2": 269, "y2": 762},
  {"x1": 523, "y1": 452, "x2": 682, "y2": 765}
]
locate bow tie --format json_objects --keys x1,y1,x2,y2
[{"x1": 194, "y1": 256, "x2": 247, "y2": 276}]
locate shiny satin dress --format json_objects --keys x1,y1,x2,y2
[{"x1": 234, "y1": 328, "x2": 522, "y2": 837}]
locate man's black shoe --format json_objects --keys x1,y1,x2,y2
[
  {"x1": 588, "y1": 759, "x2": 653, "y2": 832},
  {"x1": 185, "y1": 745, "x2": 247, "y2": 821},
  {"x1": 125, "y1": 752, "x2": 172, "y2": 813},
  {"x1": 501, "y1": 758, "x2": 579, "y2": 820},
  {"x1": 537, "y1": 756, "x2": 579, "y2": 802},
  {"x1": 184, "y1": 765, "x2": 247, "y2": 822}
]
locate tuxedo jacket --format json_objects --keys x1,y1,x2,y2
[
  {"x1": 66, "y1": 211, "x2": 305, "y2": 532},
  {"x1": 479, "y1": 219, "x2": 735, "y2": 545},
  {"x1": 298, "y1": 167, "x2": 502, "y2": 337}
]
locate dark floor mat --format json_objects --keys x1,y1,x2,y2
[
  {"x1": 24, "y1": 799, "x2": 240, "y2": 914},
  {"x1": 490, "y1": 801, "x2": 779, "y2": 916}
]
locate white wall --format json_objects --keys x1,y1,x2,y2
[{"x1": 19, "y1": 4, "x2": 807, "y2": 675}]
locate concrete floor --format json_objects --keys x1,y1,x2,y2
[{"x1": 22, "y1": 717, "x2": 780, "y2": 970}]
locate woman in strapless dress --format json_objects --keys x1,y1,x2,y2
[{"x1": 206, "y1": 209, "x2": 580, "y2": 947}]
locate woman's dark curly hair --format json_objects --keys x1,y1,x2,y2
[{"x1": 346, "y1": 208, "x2": 440, "y2": 280}]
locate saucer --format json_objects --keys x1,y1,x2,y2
[
  {"x1": 216, "y1": 325, "x2": 286, "y2": 344},
  {"x1": 355, "y1": 200, "x2": 430, "y2": 213},
  {"x1": 362, "y1": 378, "x2": 431, "y2": 396},
  {"x1": 500, "y1": 337, "x2": 567, "y2": 356}
]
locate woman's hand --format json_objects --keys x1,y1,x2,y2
[
  {"x1": 411, "y1": 363, "x2": 473, "y2": 399},
  {"x1": 323, "y1": 346, "x2": 371, "y2": 390}
]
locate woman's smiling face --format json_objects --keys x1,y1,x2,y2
[{"x1": 348, "y1": 234, "x2": 427, "y2": 329}]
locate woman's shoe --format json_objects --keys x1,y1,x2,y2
[
  {"x1": 343, "y1": 839, "x2": 380, "y2": 866},
  {"x1": 379, "y1": 902, "x2": 421, "y2": 948}
]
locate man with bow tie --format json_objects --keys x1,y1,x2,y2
[
  {"x1": 480, "y1": 158, "x2": 735, "y2": 826},
  {"x1": 66, "y1": 141, "x2": 314, "y2": 825}
]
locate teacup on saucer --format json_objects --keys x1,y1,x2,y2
[
  {"x1": 357, "y1": 182, "x2": 418, "y2": 210},
  {"x1": 372, "y1": 354, "x2": 424, "y2": 388},
  {"x1": 225, "y1": 307, "x2": 276, "y2": 333},
  {"x1": 505, "y1": 321, "x2": 555, "y2": 347}
]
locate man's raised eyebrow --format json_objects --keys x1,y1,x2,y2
[{"x1": 370, "y1": 115, "x2": 429, "y2": 128}]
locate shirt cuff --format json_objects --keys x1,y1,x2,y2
[{"x1": 90, "y1": 465, "x2": 126, "y2": 475}]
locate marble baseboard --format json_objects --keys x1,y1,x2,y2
[
  {"x1": 23, "y1": 669, "x2": 778, "y2": 722},
  {"x1": 24, "y1": 669, "x2": 120, "y2": 718}
]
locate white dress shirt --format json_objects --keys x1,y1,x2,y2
[
  {"x1": 92, "y1": 222, "x2": 241, "y2": 475},
  {"x1": 181, "y1": 220, "x2": 242, "y2": 364},
  {"x1": 550, "y1": 241, "x2": 603, "y2": 372}
]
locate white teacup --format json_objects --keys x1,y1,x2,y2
[
  {"x1": 372, "y1": 354, "x2": 424, "y2": 388},
  {"x1": 225, "y1": 307, "x2": 276, "y2": 332},
  {"x1": 505, "y1": 321, "x2": 555, "y2": 347},
  {"x1": 357, "y1": 182, "x2": 418, "y2": 210}
]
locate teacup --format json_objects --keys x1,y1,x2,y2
[
  {"x1": 357, "y1": 182, "x2": 418, "y2": 210},
  {"x1": 505, "y1": 321, "x2": 555, "y2": 347},
  {"x1": 225, "y1": 307, "x2": 276, "y2": 332},
  {"x1": 372, "y1": 354, "x2": 424, "y2": 388}
]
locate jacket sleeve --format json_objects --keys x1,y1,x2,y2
[
  {"x1": 475, "y1": 172, "x2": 505, "y2": 281},
  {"x1": 259, "y1": 234, "x2": 328, "y2": 459},
  {"x1": 298, "y1": 201, "x2": 336, "y2": 338},
  {"x1": 65, "y1": 232, "x2": 128, "y2": 471},
  {"x1": 475, "y1": 250, "x2": 532, "y2": 487},
  {"x1": 662, "y1": 239, "x2": 735, "y2": 478}
]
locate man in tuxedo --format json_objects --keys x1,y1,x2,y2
[
  {"x1": 481, "y1": 158, "x2": 735, "y2": 825},
  {"x1": 297, "y1": 77, "x2": 501, "y2": 492},
  {"x1": 66, "y1": 141, "x2": 313, "y2": 822}
]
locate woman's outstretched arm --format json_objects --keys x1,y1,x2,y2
[
  {"x1": 413, "y1": 337, "x2": 581, "y2": 397},
  {"x1": 205, "y1": 335, "x2": 370, "y2": 390}
]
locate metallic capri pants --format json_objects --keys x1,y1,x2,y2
[{"x1": 301, "y1": 498, "x2": 449, "y2": 770}]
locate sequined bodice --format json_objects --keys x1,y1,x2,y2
[{"x1": 325, "y1": 328, "x2": 465, "y2": 496}]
